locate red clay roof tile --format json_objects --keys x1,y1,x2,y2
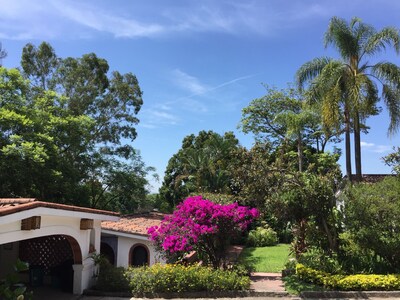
[
  {"x1": 101, "y1": 212, "x2": 166, "y2": 236},
  {"x1": 0, "y1": 198, "x2": 119, "y2": 217}
]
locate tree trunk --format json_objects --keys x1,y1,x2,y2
[
  {"x1": 344, "y1": 107, "x2": 352, "y2": 181},
  {"x1": 298, "y1": 133, "x2": 303, "y2": 172},
  {"x1": 354, "y1": 112, "x2": 362, "y2": 182}
]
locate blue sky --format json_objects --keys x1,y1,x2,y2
[{"x1": 1, "y1": 0, "x2": 399, "y2": 192}]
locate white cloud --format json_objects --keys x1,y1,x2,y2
[
  {"x1": 171, "y1": 69, "x2": 209, "y2": 95},
  {"x1": 51, "y1": 1, "x2": 165, "y2": 38},
  {"x1": 361, "y1": 141, "x2": 392, "y2": 153},
  {"x1": 0, "y1": 0, "x2": 350, "y2": 40},
  {"x1": 361, "y1": 141, "x2": 375, "y2": 147},
  {"x1": 139, "y1": 105, "x2": 180, "y2": 129}
]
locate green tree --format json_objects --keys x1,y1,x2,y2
[
  {"x1": 159, "y1": 131, "x2": 239, "y2": 207},
  {"x1": 383, "y1": 146, "x2": 400, "y2": 175},
  {"x1": 240, "y1": 85, "x2": 339, "y2": 172},
  {"x1": 342, "y1": 176, "x2": 400, "y2": 272},
  {"x1": 297, "y1": 17, "x2": 400, "y2": 181},
  {"x1": 0, "y1": 42, "x2": 151, "y2": 212}
]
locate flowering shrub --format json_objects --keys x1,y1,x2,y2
[
  {"x1": 125, "y1": 263, "x2": 250, "y2": 295},
  {"x1": 296, "y1": 263, "x2": 400, "y2": 290},
  {"x1": 148, "y1": 196, "x2": 259, "y2": 268}
]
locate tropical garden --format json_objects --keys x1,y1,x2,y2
[{"x1": 1, "y1": 16, "x2": 400, "y2": 298}]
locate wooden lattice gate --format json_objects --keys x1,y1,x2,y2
[{"x1": 19, "y1": 235, "x2": 74, "y2": 274}]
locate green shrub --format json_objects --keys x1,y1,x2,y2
[
  {"x1": 298, "y1": 246, "x2": 342, "y2": 274},
  {"x1": 296, "y1": 263, "x2": 400, "y2": 290},
  {"x1": 125, "y1": 263, "x2": 250, "y2": 295},
  {"x1": 247, "y1": 224, "x2": 278, "y2": 247},
  {"x1": 95, "y1": 261, "x2": 130, "y2": 292},
  {"x1": 338, "y1": 232, "x2": 393, "y2": 274}
]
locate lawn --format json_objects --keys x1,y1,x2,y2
[{"x1": 238, "y1": 244, "x2": 291, "y2": 272}]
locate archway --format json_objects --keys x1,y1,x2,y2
[
  {"x1": 18, "y1": 235, "x2": 82, "y2": 292},
  {"x1": 100, "y1": 242, "x2": 115, "y2": 265},
  {"x1": 129, "y1": 244, "x2": 149, "y2": 267}
]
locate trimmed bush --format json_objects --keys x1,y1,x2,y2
[
  {"x1": 94, "y1": 261, "x2": 130, "y2": 292},
  {"x1": 247, "y1": 225, "x2": 278, "y2": 247},
  {"x1": 296, "y1": 263, "x2": 400, "y2": 291},
  {"x1": 125, "y1": 263, "x2": 250, "y2": 295}
]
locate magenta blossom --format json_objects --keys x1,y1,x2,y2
[{"x1": 148, "y1": 196, "x2": 259, "y2": 268}]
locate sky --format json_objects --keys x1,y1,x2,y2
[{"x1": 1, "y1": 0, "x2": 399, "y2": 192}]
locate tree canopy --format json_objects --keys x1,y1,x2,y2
[
  {"x1": 0, "y1": 42, "x2": 152, "y2": 213},
  {"x1": 158, "y1": 130, "x2": 240, "y2": 207}
]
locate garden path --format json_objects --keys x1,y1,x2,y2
[{"x1": 250, "y1": 272, "x2": 285, "y2": 292}]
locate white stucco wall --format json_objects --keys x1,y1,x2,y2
[
  {"x1": 0, "y1": 207, "x2": 118, "y2": 294},
  {"x1": 101, "y1": 231, "x2": 165, "y2": 268}
]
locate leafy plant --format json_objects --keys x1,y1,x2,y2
[
  {"x1": 94, "y1": 260, "x2": 130, "y2": 292},
  {"x1": 125, "y1": 263, "x2": 250, "y2": 295},
  {"x1": 0, "y1": 259, "x2": 32, "y2": 300},
  {"x1": 296, "y1": 263, "x2": 400, "y2": 290},
  {"x1": 247, "y1": 223, "x2": 278, "y2": 247}
]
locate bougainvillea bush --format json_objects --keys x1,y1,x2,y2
[{"x1": 148, "y1": 196, "x2": 259, "y2": 268}]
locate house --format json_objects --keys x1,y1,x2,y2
[
  {"x1": 0, "y1": 198, "x2": 168, "y2": 296},
  {"x1": 101, "y1": 212, "x2": 166, "y2": 268},
  {"x1": 0, "y1": 198, "x2": 119, "y2": 294}
]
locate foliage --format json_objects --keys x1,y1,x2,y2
[
  {"x1": 297, "y1": 246, "x2": 342, "y2": 274},
  {"x1": 0, "y1": 42, "x2": 153, "y2": 212},
  {"x1": 272, "y1": 172, "x2": 340, "y2": 256},
  {"x1": 148, "y1": 196, "x2": 259, "y2": 268},
  {"x1": 240, "y1": 85, "x2": 338, "y2": 152},
  {"x1": 338, "y1": 232, "x2": 392, "y2": 274},
  {"x1": 341, "y1": 176, "x2": 400, "y2": 272},
  {"x1": 297, "y1": 16, "x2": 400, "y2": 180},
  {"x1": 238, "y1": 244, "x2": 291, "y2": 273},
  {"x1": 296, "y1": 263, "x2": 400, "y2": 291},
  {"x1": 283, "y1": 274, "x2": 325, "y2": 295},
  {"x1": 383, "y1": 147, "x2": 400, "y2": 175},
  {"x1": 125, "y1": 263, "x2": 250, "y2": 295},
  {"x1": 247, "y1": 223, "x2": 278, "y2": 247},
  {"x1": 94, "y1": 260, "x2": 130, "y2": 292},
  {"x1": 0, "y1": 259, "x2": 32, "y2": 300},
  {"x1": 159, "y1": 131, "x2": 240, "y2": 206}
]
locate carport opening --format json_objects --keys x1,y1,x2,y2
[{"x1": 17, "y1": 235, "x2": 82, "y2": 292}]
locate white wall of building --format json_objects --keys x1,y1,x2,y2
[{"x1": 0, "y1": 207, "x2": 118, "y2": 294}]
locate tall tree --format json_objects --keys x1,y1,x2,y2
[
  {"x1": 0, "y1": 41, "x2": 150, "y2": 212},
  {"x1": 240, "y1": 85, "x2": 338, "y2": 172},
  {"x1": 159, "y1": 131, "x2": 239, "y2": 207},
  {"x1": 297, "y1": 17, "x2": 400, "y2": 181}
]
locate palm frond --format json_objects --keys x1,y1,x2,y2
[
  {"x1": 382, "y1": 84, "x2": 400, "y2": 135},
  {"x1": 364, "y1": 27, "x2": 400, "y2": 56},
  {"x1": 373, "y1": 62, "x2": 400, "y2": 88},
  {"x1": 296, "y1": 57, "x2": 332, "y2": 90},
  {"x1": 324, "y1": 16, "x2": 358, "y2": 60}
]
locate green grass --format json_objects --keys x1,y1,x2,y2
[{"x1": 238, "y1": 244, "x2": 291, "y2": 273}]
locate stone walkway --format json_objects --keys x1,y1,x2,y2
[{"x1": 250, "y1": 272, "x2": 286, "y2": 292}]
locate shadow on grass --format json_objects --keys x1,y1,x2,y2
[{"x1": 283, "y1": 275, "x2": 326, "y2": 295}]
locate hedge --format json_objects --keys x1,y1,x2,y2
[
  {"x1": 296, "y1": 263, "x2": 400, "y2": 290},
  {"x1": 125, "y1": 263, "x2": 250, "y2": 295}
]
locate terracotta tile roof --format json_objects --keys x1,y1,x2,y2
[
  {"x1": 101, "y1": 212, "x2": 166, "y2": 236},
  {"x1": 0, "y1": 198, "x2": 119, "y2": 217}
]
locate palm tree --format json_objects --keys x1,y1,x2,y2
[{"x1": 297, "y1": 17, "x2": 400, "y2": 182}]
